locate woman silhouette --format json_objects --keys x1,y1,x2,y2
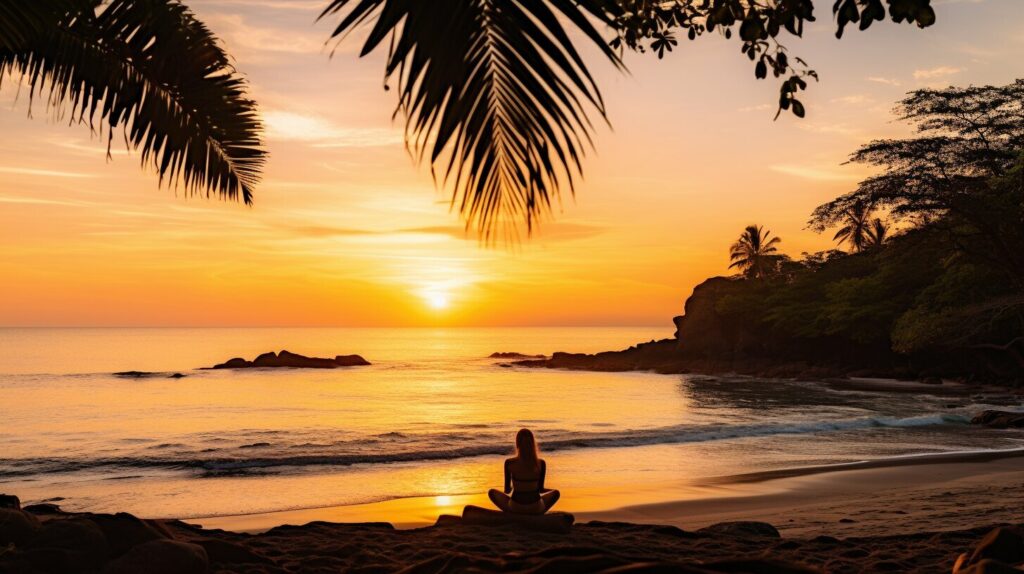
[{"x1": 488, "y1": 429, "x2": 560, "y2": 515}]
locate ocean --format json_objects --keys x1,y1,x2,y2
[{"x1": 1, "y1": 327, "x2": 1022, "y2": 523}]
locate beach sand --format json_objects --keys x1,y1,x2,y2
[{"x1": 4, "y1": 451, "x2": 1023, "y2": 573}]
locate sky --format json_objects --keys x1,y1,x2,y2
[{"x1": 1, "y1": 0, "x2": 1021, "y2": 328}]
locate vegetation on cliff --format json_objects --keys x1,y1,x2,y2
[{"x1": 678, "y1": 80, "x2": 1024, "y2": 382}]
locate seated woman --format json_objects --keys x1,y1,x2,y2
[{"x1": 488, "y1": 429, "x2": 560, "y2": 515}]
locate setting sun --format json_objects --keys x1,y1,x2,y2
[{"x1": 423, "y1": 291, "x2": 450, "y2": 310}]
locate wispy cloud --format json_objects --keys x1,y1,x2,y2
[
  {"x1": 0, "y1": 194, "x2": 94, "y2": 207},
  {"x1": 867, "y1": 76, "x2": 901, "y2": 87},
  {"x1": 201, "y1": 0, "x2": 323, "y2": 10},
  {"x1": 0, "y1": 166, "x2": 95, "y2": 178},
  {"x1": 913, "y1": 66, "x2": 964, "y2": 81},
  {"x1": 830, "y1": 94, "x2": 873, "y2": 106},
  {"x1": 737, "y1": 103, "x2": 772, "y2": 113},
  {"x1": 770, "y1": 164, "x2": 861, "y2": 182},
  {"x1": 202, "y1": 13, "x2": 325, "y2": 56},
  {"x1": 263, "y1": 110, "x2": 402, "y2": 148}
]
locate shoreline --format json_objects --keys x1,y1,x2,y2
[
  {"x1": 192, "y1": 447, "x2": 1024, "y2": 535},
  {"x1": 4, "y1": 453, "x2": 1023, "y2": 573}
]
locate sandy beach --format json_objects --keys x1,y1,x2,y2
[{"x1": 4, "y1": 450, "x2": 1023, "y2": 573}]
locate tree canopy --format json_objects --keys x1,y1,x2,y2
[{"x1": 810, "y1": 80, "x2": 1024, "y2": 285}]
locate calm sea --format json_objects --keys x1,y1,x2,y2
[{"x1": 1, "y1": 327, "x2": 1022, "y2": 522}]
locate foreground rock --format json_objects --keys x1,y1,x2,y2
[
  {"x1": 209, "y1": 350, "x2": 370, "y2": 369},
  {"x1": 2, "y1": 499, "x2": 1022, "y2": 573},
  {"x1": 971, "y1": 411, "x2": 1024, "y2": 429}
]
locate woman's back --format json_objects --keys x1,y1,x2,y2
[{"x1": 506, "y1": 457, "x2": 546, "y2": 504}]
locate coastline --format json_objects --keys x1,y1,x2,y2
[{"x1": 193, "y1": 447, "x2": 1024, "y2": 535}]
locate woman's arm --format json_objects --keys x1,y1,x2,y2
[
  {"x1": 538, "y1": 460, "x2": 546, "y2": 491},
  {"x1": 503, "y1": 459, "x2": 512, "y2": 494}
]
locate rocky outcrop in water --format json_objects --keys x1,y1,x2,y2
[
  {"x1": 489, "y1": 352, "x2": 545, "y2": 359},
  {"x1": 971, "y1": 410, "x2": 1024, "y2": 429},
  {"x1": 210, "y1": 350, "x2": 370, "y2": 369}
]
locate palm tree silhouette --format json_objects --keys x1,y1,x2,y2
[
  {"x1": 0, "y1": 0, "x2": 265, "y2": 202},
  {"x1": 729, "y1": 225, "x2": 782, "y2": 279},
  {"x1": 864, "y1": 218, "x2": 889, "y2": 250},
  {"x1": 833, "y1": 200, "x2": 872, "y2": 252}
]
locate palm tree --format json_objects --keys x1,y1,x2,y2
[
  {"x1": 320, "y1": 0, "x2": 621, "y2": 239},
  {"x1": 729, "y1": 225, "x2": 782, "y2": 279},
  {"x1": 0, "y1": 0, "x2": 265, "y2": 202},
  {"x1": 833, "y1": 200, "x2": 872, "y2": 252},
  {"x1": 864, "y1": 218, "x2": 889, "y2": 249}
]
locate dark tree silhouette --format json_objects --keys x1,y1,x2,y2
[
  {"x1": 811, "y1": 80, "x2": 1024, "y2": 284},
  {"x1": 320, "y1": 0, "x2": 938, "y2": 237},
  {"x1": 864, "y1": 218, "x2": 889, "y2": 249},
  {"x1": 0, "y1": 0, "x2": 265, "y2": 203},
  {"x1": 729, "y1": 224, "x2": 782, "y2": 279},
  {"x1": 833, "y1": 200, "x2": 873, "y2": 252}
]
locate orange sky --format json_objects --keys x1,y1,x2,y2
[{"x1": 1, "y1": 0, "x2": 1022, "y2": 327}]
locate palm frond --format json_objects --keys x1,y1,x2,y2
[
  {"x1": 0, "y1": 0, "x2": 265, "y2": 203},
  {"x1": 321, "y1": 0, "x2": 622, "y2": 238}
]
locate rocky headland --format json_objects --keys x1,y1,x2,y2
[{"x1": 513, "y1": 276, "x2": 1024, "y2": 385}]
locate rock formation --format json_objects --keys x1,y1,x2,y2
[{"x1": 210, "y1": 350, "x2": 370, "y2": 369}]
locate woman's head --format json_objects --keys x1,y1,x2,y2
[{"x1": 515, "y1": 428, "x2": 539, "y2": 465}]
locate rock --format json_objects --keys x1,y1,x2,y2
[
  {"x1": 0, "y1": 495, "x2": 19, "y2": 509},
  {"x1": 212, "y1": 357, "x2": 252, "y2": 369},
  {"x1": 113, "y1": 371, "x2": 155, "y2": 378},
  {"x1": 0, "y1": 508, "x2": 41, "y2": 545},
  {"x1": 29, "y1": 518, "x2": 109, "y2": 567},
  {"x1": 971, "y1": 411, "x2": 1024, "y2": 429},
  {"x1": 838, "y1": 518, "x2": 856, "y2": 523},
  {"x1": 88, "y1": 513, "x2": 168, "y2": 557},
  {"x1": 697, "y1": 521, "x2": 781, "y2": 539},
  {"x1": 195, "y1": 538, "x2": 275, "y2": 565},
  {"x1": 22, "y1": 503, "x2": 62, "y2": 515},
  {"x1": 334, "y1": 354, "x2": 371, "y2": 367},
  {"x1": 210, "y1": 351, "x2": 370, "y2": 370},
  {"x1": 967, "y1": 527, "x2": 1024, "y2": 566},
  {"x1": 957, "y1": 559, "x2": 1024, "y2": 574},
  {"x1": 489, "y1": 352, "x2": 545, "y2": 359},
  {"x1": 453, "y1": 505, "x2": 575, "y2": 534},
  {"x1": 103, "y1": 539, "x2": 209, "y2": 574},
  {"x1": 168, "y1": 373, "x2": 187, "y2": 379}
]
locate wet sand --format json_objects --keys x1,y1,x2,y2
[{"x1": 194, "y1": 448, "x2": 1024, "y2": 535}]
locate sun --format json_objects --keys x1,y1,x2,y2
[{"x1": 424, "y1": 291, "x2": 450, "y2": 310}]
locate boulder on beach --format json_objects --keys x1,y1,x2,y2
[
  {"x1": 971, "y1": 411, "x2": 1024, "y2": 429},
  {"x1": 444, "y1": 505, "x2": 575, "y2": 534},
  {"x1": 0, "y1": 508, "x2": 40, "y2": 545},
  {"x1": 210, "y1": 350, "x2": 370, "y2": 369},
  {"x1": 0, "y1": 494, "x2": 19, "y2": 509},
  {"x1": 103, "y1": 539, "x2": 209, "y2": 574},
  {"x1": 966, "y1": 527, "x2": 1024, "y2": 567},
  {"x1": 697, "y1": 521, "x2": 781, "y2": 539}
]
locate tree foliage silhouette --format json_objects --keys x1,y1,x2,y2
[
  {"x1": 0, "y1": 0, "x2": 265, "y2": 203},
  {"x1": 811, "y1": 80, "x2": 1024, "y2": 284},
  {"x1": 729, "y1": 224, "x2": 782, "y2": 279}
]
